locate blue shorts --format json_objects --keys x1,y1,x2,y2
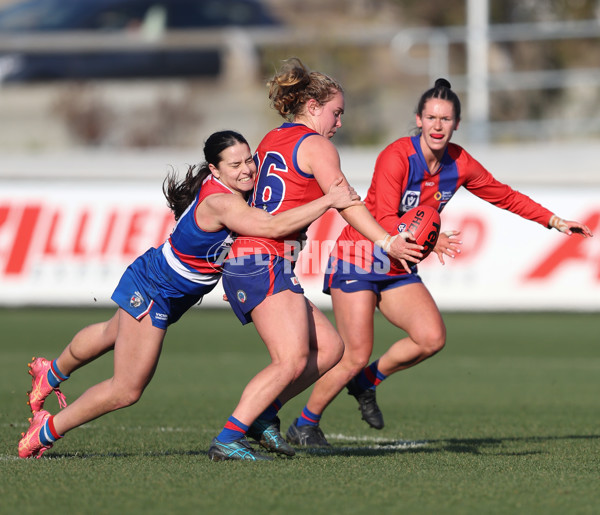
[
  {"x1": 323, "y1": 256, "x2": 422, "y2": 297},
  {"x1": 222, "y1": 254, "x2": 304, "y2": 325},
  {"x1": 111, "y1": 247, "x2": 218, "y2": 330}
]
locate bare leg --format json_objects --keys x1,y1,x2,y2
[
  {"x1": 376, "y1": 282, "x2": 445, "y2": 375},
  {"x1": 301, "y1": 282, "x2": 445, "y2": 418},
  {"x1": 229, "y1": 291, "x2": 343, "y2": 427},
  {"x1": 303, "y1": 289, "x2": 377, "y2": 415},
  {"x1": 52, "y1": 309, "x2": 165, "y2": 436},
  {"x1": 278, "y1": 298, "x2": 344, "y2": 404},
  {"x1": 54, "y1": 310, "x2": 120, "y2": 376}
]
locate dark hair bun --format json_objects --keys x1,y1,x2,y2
[{"x1": 434, "y1": 78, "x2": 451, "y2": 89}]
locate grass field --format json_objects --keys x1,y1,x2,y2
[{"x1": 1, "y1": 307, "x2": 598, "y2": 514}]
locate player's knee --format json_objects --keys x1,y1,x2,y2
[
  {"x1": 112, "y1": 386, "x2": 145, "y2": 409},
  {"x1": 328, "y1": 335, "x2": 345, "y2": 367},
  {"x1": 275, "y1": 354, "x2": 309, "y2": 383},
  {"x1": 422, "y1": 326, "x2": 446, "y2": 357},
  {"x1": 338, "y1": 338, "x2": 371, "y2": 375},
  {"x1": 314, "y1": 334, "x2": 345, "y2": 376},
  {"x1": 411, "y1": 323, "x2": 446, "y2": 358},
  {"x1": 345, "y1": 352, "x2": 370, "y2": 377}
]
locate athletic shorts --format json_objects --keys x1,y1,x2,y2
[
  {"x1": 111, "y1": 247, "x2": 217, "y2": 330},
  {"x1": 222, "y1": 254, "x2": 304, "y2": 325},
  {"x1": 322, "y1": 256, "x2": 422, "y2": 296}
]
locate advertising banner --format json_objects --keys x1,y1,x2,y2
[{"x1": 1, "y1": 181, "x2": 598, "y2": 310}]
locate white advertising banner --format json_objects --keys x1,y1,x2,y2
[{"x1": 1, "y1": 181, "x2": 599, "y2": 311}]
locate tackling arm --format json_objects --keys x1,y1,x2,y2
[{"x1": 202, "y1": 178, "x2": 361, "y2": 238}]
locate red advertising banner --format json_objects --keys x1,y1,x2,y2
[{"x1": 1, "y1": 182, "x2": 599, "y2": 310}]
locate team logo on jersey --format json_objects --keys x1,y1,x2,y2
[
  {"x1": 291, "y1": 276, "x2": 300, "y2": 286},
  {"x1": 130, "y1": 291, "x2": 144, "y2": 308},
  {"x1": 237, "y1": 290, "x2": 247, "y2": 303},
  {"x1": 401, "y1": 190, "x2": 420, "y2": 212}
]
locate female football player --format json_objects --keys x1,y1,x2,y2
[
  {"x1": 210, "y1": 58, "x2": 423, "y2": 460},
  {"x1": 289, "y1": 78, "x2": 593, "y2": 445},
  {"x1": 18, "y1": 129, "x2": 362, "y2": 459}
]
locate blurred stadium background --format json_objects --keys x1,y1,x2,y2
[{"x1": 1, "y1": 0, "x2": 599, "y2": 311}]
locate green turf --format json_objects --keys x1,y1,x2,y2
[{"x1": 1, "y1": 308, "x2": 598, "y2": 514}]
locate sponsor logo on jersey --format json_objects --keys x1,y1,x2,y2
[
  {"x1": 130, "y1": 291, "x2": 144, "y2": 308},
  {"x1": 434, "y1": 190, "x2": 453, "y2": 201},
  {"x1": 155, "y1": 313, "x2": 168, "y2": 321},
  {"x1": 291, "y1": 276, "x2": 299, "y2": 286}
]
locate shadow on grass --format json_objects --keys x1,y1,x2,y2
[
  {"x1": 295, "y1": 433, "x2": 600, "y2": 458},
  {"x1": 433, "y1": 433, "x2": 600, "y2": 456},
  {"x1": 39, "y1": 434, "x2": 599, "y2": 460},
  {"x1": 42, "y1": 449, "x2": 208, "y2": 459}
]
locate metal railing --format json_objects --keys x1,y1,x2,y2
[{"x1": 1, "y1": 18, "x2": 599, "y2": 143}]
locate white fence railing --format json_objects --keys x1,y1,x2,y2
[{"x1": 2, "y1": 17, "x2": 599, "y2": 143}]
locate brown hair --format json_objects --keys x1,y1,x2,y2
[{"x1": 267, "y1": 57, "x2": 344, "y2": 121}]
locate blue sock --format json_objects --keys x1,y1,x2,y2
[
  {"x1": 47, "y1": 359, "x2": 69, "y2": 388},
  {"x1": 296, "y1": 406, "x2": 321, "y2": 428},
  {"x1": 355, "y1": 359, "x2": 387, "y2": 391},
  {"x1": 258, "y1": 398, "x2": 282, "y2": 421},
  {"x1": 39, "y1": 416, "x2": 62, "y2": 446},
  {"x1": 217, "y1": 416, "x2": 248, "y2": 444}
]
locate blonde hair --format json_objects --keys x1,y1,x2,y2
[{"x1": 267, "y1": 57, "x2": 344, "y2": 121}]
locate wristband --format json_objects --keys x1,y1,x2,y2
[
  {"x1": 549, "y1": 215, "x2": 568, "y2": 233},
  {"x1": 375, "y1": 234, "x2": 392, "y2": 253}
]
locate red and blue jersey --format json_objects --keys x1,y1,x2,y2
[
  {"x1": 333, "y1": 135, "x2": 554, "y2": 275},
  {"x1": 164, "y1": 174, "x2": 235, "y2": 284},
  {"x1": 228, "y1": 123, "x2": 324, "y2": 260}
]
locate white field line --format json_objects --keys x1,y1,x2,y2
[
  {"x1": 2, "y1": 422, "x2": 427, "y2": 461},
  {"x1": 324, "y1": 433, "x2": 428, "y2": 450},
  {"x1": 6, "y1": 421, "x2": 430, "y2": 441}
]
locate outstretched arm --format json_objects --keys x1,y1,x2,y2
[{"x1": 549, "y1": 215, "x2": 593, "y2": 237}]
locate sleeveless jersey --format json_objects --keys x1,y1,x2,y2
[
  {"x1": 333, "y1": 135, "x2": 554, "y2": 275},
  {"x1": 228, "y1": 123, "x2": 324, "y2": 260},
  {"x1": 111, "y1": 174, "x2": 235, "y2": 327},
  {"x1": 164, "y1": 174, "x2": 235, "y2": 285}
]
